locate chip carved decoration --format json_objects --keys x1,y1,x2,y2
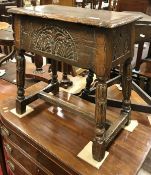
[{"x1": 21, "y1": 23, "x2": 78, "y2": 62}]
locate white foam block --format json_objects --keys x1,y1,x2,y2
[
  {"x1": 115, "y1": 84, "x2": 122, "y2": 91},
  {"x1": 132, "y1": 69, "x2": 140, "y2": 74},
  {"x1": 10, "y1": 106, "x2": 34, "y2": 118},
  {"x1": 0, "y1": 69, "x2": 6, "y2": 77},
  {"x1": 147, "y1": 115, "x2": 151, "y2": 125},
  {"x1": 124, "y1": 120, "x2": 138, "y2": 132},
  {"x1": 77, "y1": 141, "x2": 109, "y2": 169}
]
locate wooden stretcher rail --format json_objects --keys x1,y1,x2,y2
[{"x1": 38, "y1": 91, "x2": 95, "y2": 122}]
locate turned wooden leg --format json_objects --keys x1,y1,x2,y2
[
  {"x1": 139, "y1": 76, "x2": 146, "y2": 91},
  {"x1": 0, "y1": 132, "x2": 8, "y2": 175},
  {"x1": 60, "y1": 63, "x2": 73, "y2": 89},
  {"x1": 82, "y1": 0, "x2": 86, "y2": 8},
  {"x1": 92, "y1": 77, "x2": 106, "y2": 162},
  {"x1": 33, "y1": 54, "x2": 44, "y2": 73},
  {"x1": 135, "y1": 42, "x2": 144, "y2": 71},
  {"x1": 92, "y1": 0, "x2": 99, "y2": 9},
  {"x1": 82, "y1": 69, "x2": 94, "y2": 97},
  {"x1": 122, "y1": 58, "x2": 132, "y2": 123},
  {"x1": 147, "y1": 42, "x2": 151, "y2": 58},
  {"x1": 31, "y1": 0, "x2": 37, "y2": 6},
  {"x1": 146, "y1": 78, "x2": 151, "y2": 95},
  {"x1": 98, "y1": 0, "x2": 102, "y2": 10},
  {"x1": 16, "y1": 50, "x2": 26, "y2": 114},
  {"x1": 16, "y1": 0, "x2": 24, "y2": 7},
  {"x1": 51, "y1": 60, "x2": 59, "y2": 95}
]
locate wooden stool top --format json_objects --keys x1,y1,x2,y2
[{"x1": 8, "y1": 5, "x2": 141, "y2": 28}]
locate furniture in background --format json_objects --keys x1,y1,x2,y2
[
  {"x1": 0, "y1": 0, "x2": 16, "y2": 24},
  {"x1": 113, "y1": 0, "x2": 150, "y2": 13},
  {"x1": 0, "y1": 1, "x2": 16, "y2": 66},
  {"x1": 133, "y1": 13, "x2": 151, "y2": 96},
  {"x1": 76, "y1": 0, "x2": 102, "y2": 9},
  {"x1": 0, "y1": 23, "x2": 15, "y2": 67},
  {"x1": 41, "y1": 0, "x2": 75, "y2": 6}
]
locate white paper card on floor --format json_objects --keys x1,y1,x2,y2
[
  {"x1": 124, "y1": 120, "x2": 138, "y2": 132},
  {"x1": 0, "y1": 69, "x2": 6, "y2": 77},
  {"x1": 115, "y1": 84, "x2": 122, "y2": 91},
  {"x1": 10, "y1": 106, "x2": 34, "y2": 118},
  {"x1": 147, "y1": 115, "x2": 151, "y2": 125},
  {"x1": 77, "y1": 141, "x2": 109, "y2": 169}
]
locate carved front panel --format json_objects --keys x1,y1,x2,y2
[
  {"x1": 19, "y1": 16, "x2": 104, "y2": 73},
  {"x1": 32, "y1": 25, "x2": 78, "y2": 62},
  {"x1": 19, "y1": 16, "x2": 133, "y2": 76},
  {"x1": 21, "y1": 19, "x2": 78, "y2": 62}
]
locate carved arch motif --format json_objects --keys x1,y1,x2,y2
[{"x1": 31, "y1": 25, "x2": 78, "y2": 61}]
